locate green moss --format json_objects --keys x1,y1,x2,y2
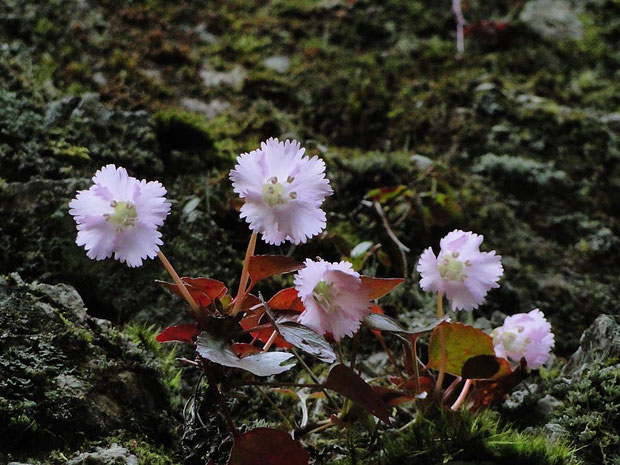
[
  {"x1": 379, "y1": 410, "x2": 578, "y2": 465},
  {"x1": 124, "y1": 324, "x2": 184, "y2": 409},
  {"x1": 551, "y1": 362, "x2": 620, "y2": 464}
]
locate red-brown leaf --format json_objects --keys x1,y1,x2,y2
[
  {"x1": 248, "y1": 255, "x2": 304, "y2": 285},
  {"x1": 268, "y1": 287, "x2": 305, "y2": 311},
  {"x1": 324, "y1": 364, "x2": 391, "y2": 424},
  {"x1": 157, "y1": 277, "x2": 227, "y2": 309},
  {"x1": 368, "y1": 305, "x2": 384, "y2": 337},
  {"x1": 232, "y1": 343, "x2": 262, "y2": 358},
  {"x1": 228, "y1": 428, "x2": 309, "y2": 465},
  {"x1": 372, "y1": 386, "x2": 416, "y2": 407},
  {"x1": 239, "y1": 309, "x2": 292, "y2": 349},
  {"x1": 156, "y1": 324, "x2": 199, "y2": 344},
  {"x1": 360, "y1": 276, "x2": 404, "y2": 300},
  {"x1": 181, "y1": 277, "x2": 228, "y2": 300}
]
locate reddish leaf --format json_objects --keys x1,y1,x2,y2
[
  {"x1": 240, "y1": 308, "x2": 292, "y2": 349},
  {"x1": 388, "y1": 376, "x2": 434, "y2": 395},
  {"x1": 232, "y1": 343, "x2": 262, "y2": 358},
  {"x1": 368, "y1": 305, "x2": 384, "y2": 337},
  {"x1": 236, "y1": 293, "x2": 261, "y2": 311},
  {"x1": 248, "y1": 255, "x2": 304, "y2": 285},
  {"x1": 228, "y1": 428, "x2": 309, "y2": 465},
  {"x1": 182, "y1": 277, "x2": 228, "y2": 300},
  {"x1": 428, "y1": 322, "x2": 498, "y2": 378},
  {"x1": 372, "y1": 386, "x2": 416, "y2": 407},
  {"x1": 268, "y1": 288, "x2": 304, "y2": 311},
  {"x1": 324, "y1": 364, "x2": 391, "y2": 424},
  {"x1": 470, "y1": 359, "x2": 527, "y2": 411},
  {"x1": 239, "y1": 289, "x2": 304, "y2": 349},
  {"x1": 157, "y1": 277, "x2": 227, "y2": 309},
  {"x1": 360, "y1": 276, "x2": 404, "y2": 300},
  {"x1": 156, "y1": 324, "x2": 199, "y2": 344}
]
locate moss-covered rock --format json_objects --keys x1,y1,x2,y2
[{"x1": 0, "y1": 274, "x2": 178, "y2": 463}]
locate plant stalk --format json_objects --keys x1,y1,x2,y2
[
  {"x1": 433, "y1": 292, "x2": 447, "y2": 399},
  {"x1": 231, "y1": 232, "x2": 258, "y2": 315},
  {"x1": 157, "y1": 250, "x2": 199, "y2": 312}
]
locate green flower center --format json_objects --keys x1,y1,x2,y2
[
  {"x1": 494, "y1": 326, "x2": 530, "y2": 353},
  {"x1": 312, "y1": 280, "x2": 340, "y2": 314},
  {"x1": 106, "y1": 201, "x2": 138, "y2": 230},
  {"x1": 438, "y1": 252, "x2": 470, "y2": 282},
  {"x1": 261, "y1": 176, "x2": 296, "y2": 208}
]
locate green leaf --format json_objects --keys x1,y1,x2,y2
[
  {"x1": 363, "y1": 313, "x2": 448, "y2": 336},
  {"x1": 196, "y1": 332, "x2": 295, "y2": 377},
  {"x1": 350, "y1": 241, "x2": 373, "y2": 258},
  {"x1": 277, "y1": 322, "x2": 336, "y2": 363},
  {"x1": 428, "y1": 322, "x2": 499, "y2": 377}
]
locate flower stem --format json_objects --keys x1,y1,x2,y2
[
  {"x1": 231, "y1": 232, "x2": 258, "y2": 315},
  {"x1": 262, "y1": 329, "x2": 278, "y2": 351},
  {"x1": 157, "y1": 250, "x2": 199, "y2": 313},
  {"x1": 451, "y1": 378, "x2": 472, "y2": 411},
  {"x1": 433, "y1": 291, "x2": 447, "y2": 399}
]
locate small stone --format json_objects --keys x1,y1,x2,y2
[
  {"x1": 262, "y1": 55, "x2": 291, "y2": 74},
  {"x1": 520, "y1": 0, "x2": 583, "y2": 40},
  {"x1": 199, "y1": 65, "x2": 246, "y2": 90},
  {"x1": 67, "y1": 444, "x2": 138, "y2": 465},
  {"x1": 180, "y1": 97, "x2": 230, "y2": 119}
]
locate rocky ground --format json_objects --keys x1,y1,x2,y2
[{"x1": 0, "y1": 0, "x2": 618, "y2": 463}]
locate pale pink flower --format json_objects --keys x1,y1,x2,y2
[
  {"x1": 69, "y1": 164, "x2": 171, "y2": 267},
  {"x1": 229, "y1": 138, "x2": 333, "y2": 245},
  {"x1": 294, "y1": 259, "x2": 372, "y2": 341},
  {"x1": 492, "y1": 309, "x2": 554, "y2": 369},
  {"x1": 417, "y1": 230, "x2": 503, "y2": 311}
]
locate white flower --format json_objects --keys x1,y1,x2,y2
[
  {"x1": 69, "y1": 165, "x2": 171, "y2": 267},
  {"x1": 294, "y1": 259, "x2": 372, "y2": 341},
  {"x1": 417, "y1": 230, "x2": 503, "y2": 311},
  {"x1": 229, "y1": 138, "x2": 333, "y2": 245},
  {"x1": 492, "y1": 309, "x2": 554, "y2": 369}
]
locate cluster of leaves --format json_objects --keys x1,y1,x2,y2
[{"x1": 154, "y1": 248, "x2": 531, "y2": 464}]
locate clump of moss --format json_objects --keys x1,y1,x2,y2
[
  {"x1": 124, "y1": 324, "x2": 184, "y2": 410},
  {"x1": 154, "y1": 108, "x2": 215, "y2": 154},
  {"x1": 550, "y1": 361, "x2": 620, "y2": 465},
  {"x1": 379, "y1": 410, "x2": 578, "y2": 465}
]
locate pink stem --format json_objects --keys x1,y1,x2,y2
[
  {"x1": 452, "y1": 0, "x2": 466, "y2": 55},
  {"x1": 451, "y1": 378, "x2": 472, "y2": 411}
]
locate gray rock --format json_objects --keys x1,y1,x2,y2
[
  {"x1": 520, "y1": 0, "x2": 583, "y2": 40},
  {"x1": 262, "y1": 55, "x2": 291, "y2": 74},
  {"x1": 67, "y1": 444, "x2": 138, "y2": 465},
  {"x1": 565, "y1": 314, "x2": 620, "y2": 375},
  {"x1": 199, "y1": 64, "x2": 246, "y2": 90},
  {"x1": 180, "y1": 97, "x2": 230, "y2": 119},
  {"x1": 0, "y1": 275, "x2": 176, "y2": 458}
]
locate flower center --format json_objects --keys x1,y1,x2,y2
[
  {"x1": 438, "y1": 252, "x2": 470, "y2": 282},
  {"x1": 312, "y1": 280, "x2": 341, "y2": 314},
  {"x1": 261, "y1": 176, "x2": 296, "y2": 208},
  {"x1": 106, "y1": 201, "x2": 138, "y2": 230},
  {"x1": 498, "y1": 326, "x2": 530, "y2": 353}
]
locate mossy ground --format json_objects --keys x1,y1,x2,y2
[{"x1": 1, "y1": 0, "x2": 619, "y2": 463}]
